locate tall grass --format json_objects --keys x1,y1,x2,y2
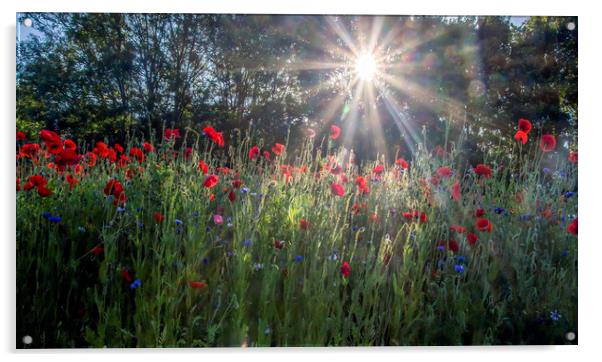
[{"x1": 16, "y1": 126, "x2": 577, "y2": 347}]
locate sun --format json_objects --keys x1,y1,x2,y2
[{"x1": 354, "y1": 52, "x2": 378, "y2": 80}]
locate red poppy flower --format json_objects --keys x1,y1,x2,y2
[
  {"x1": 37, "y1": 186, "x2": 53, "y2": 197},
  {"x1": 189, "y1": 281, "x2": 207, "y2": 289},
  {"x1": 203, "y1": 126, "x2": 225, "y2": 147},
  {"x1": 475, "y1": 208, "x2": 485, "y2": 217},
  {"x1": 369, "y1": 213, "x2": 378, "y2": 222},
  {"x1": 93, "y1": 141, "x2": 110, "y2": 158},
  {"x1": 19, "y1": 143, "x2": 40, "y2": 159},
  {"x1": 300, "y1": 218, "x2": 310, "y2": 230},
  {"x1": 330, "y1": 125, "x2": 341, "y2": 140},
  {"x1": 430, "y1": 175, "x2": 440, "y2": 186},
  {"x1": 373, "y1": 165, "x2": 385, "y2": 174},
  {"x1": 112, "y1": 192, "x2": 128, "y2": 206},
  {"x1": 228, "y1": 190, "x2": 236, "y2": 202},
  {"x1": 518, "y1": 118, "x2": 532, "y2": 134},
  {"x1": 121, "y1": 267, "x2": 133, "y2": 283},
  {"x1": 514, "y1": 130, "x2": 528, "y2": 145},
  {"x1": 450, "y1": 225, "x2": 466, "y2": 233},
  {"x1": 54, "y1": 149, "x2": 81, "y2": 170},
  {"x1": 567, "y1": 218, "x2": 577, "y2": 236},
  {"x1": 540, "y1": 134, "x2": 557, "y2": 153},
  {"x1": 163, "y1": 128, "x2": 181, "y2": 140},
  {"x1": 203, "y1": 174, "x2": 219, "y2": 188},
  {"x1": 474, "y1": 164, "x2": 493, "y2": 178},
  {"x1": 341, "y1": 261, "x2": 350, "y2": 278},
  {"x1": 216, "y1": 167, "x2": 230, "y2": 175},
  {"x1": 154, "y1": 212, "x2": 165, "y2": 223},
  {"x1": 273, "y1": 240, "x2": 285, "y2": 249},
  {"x1": 434, "y1": 145, "x2": 445, "y2": 158},
  {"x1": 23, "y1": 175, "x2": 48, "y2": 191},
  {"x1": 232, "y1": 180, "x2": 243, "y2": 189},
  {"x1": 83, "y1": 152, "x2": 97, "y2": 167},
  {"x1": 65, "y1": 174, "x2": 78, "y2": 190},
  {"x1": 271, "y1": 143, "x2": 285, "y2": 156},
  {"x1": 129, "y1": 147, "x2": 145, "y2": 163},
  {"x1": 263, "y1": 151, "x2": 271, "y2": 160},
  {"x1": 436, "y1": 166, "x2": 453, "y2": 178},
  {"x1": 395, "y1": 158, "x2": 408, "y2": 169},
  {"x1": 90, "y1": 246, "x2": 104, "y2": 256},
  {"x1": 402, "y1": 211, "x2": 413, "y2": 220},
  {"x1": 419, "y1": 211, "x2": 427, "y2": 223},
  {"x1": 16, "y1": 178, "x2": 21, "y2": 192},
  {"x1": 40, "y1": 130, "x2": 63, "y2": 154},
  {"x1": 331, "y1": 182, "x2": 345, "y2": 197},
  {"x1": 451, "y1": 180, "x2": 461, "y2": 201},
  {"x1": 448, "y1": 240, "x2": 459, "y2": 253},
  {"x1": 16, "y1": 131, "x2": 27, "y2": 141},
  {"x1": 467, "y1": 232, "x2": 478, "y2": 246},
  {"x1": 183, "y1": 147, "x2": 193, "y2": 160},
  {"x1": 198, "y1": 160, "x2": 209, "y2": 174},
  {"x1": 249, "y1": 146, "x2": 260, "y2": 160},
  {"x1": 104, "y1": 179, "x2": 124, "y2": 197},
  {"x1": 143, "y1": 142, "x2": 155, "y2": 153},
  {"x1": 568, "y1": 151, "x2": 578, "y2": 164},
  {"x1": 113, "y1": 143, "x2": 124, "y2": 154},
  {"x1": 476, "y1": 218, "x2": 493, "y2": 232}
]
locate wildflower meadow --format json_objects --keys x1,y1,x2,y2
[{"x1": 16, "y1": 119, "x2": 577, "y2": 347}]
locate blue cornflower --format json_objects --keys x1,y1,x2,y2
[
  {"x1": 454, "y1": 264, "x2": 465, "y2": 273},
  {"x1": 176, "y1": 226, "x2": 183, "y2": 234},
  {"x1": 328, "y1": 252, "x2": 338, "y2": 261},
  {"x1": 78, "y1": 226, "x2": 86, "y2": 233},
  {"x1": 137, "y1": 221, "x2": 144, "y2": 229},
  {"x1": 116, "y1": 207, "x2": 125, "y2": 213},
  {"x1": 294, "y1": 255, "x2": 304, "y2": 263},
  {"x1": 202, "y1": 257, "x2": 209, "y2": 265},
  {"x1": 49, "y1": 216, "x2": 62, "y2": 223},
  {"x1": 550, "y1": 310, "x2": 561, "y2": 321},
  {"x1": 129, "y1": 279, "x2": 142, "y2": 289},
  {"x1": 136, "y1": 207, "x2": 142, "y2": 212},
  {"x1": 192, "y1": 211, "x2": 200, "y2": 217},
  {"x1": 494, "y1": 207, "x2": 505, "y2": 214},
  {"x1": 561, "y1": 250, "x2": 569, "y2": 257},
  {"x1": 42, "y1": 211, "x2": 52, "y2": 219},
  {"x1": 437, "y1": 245, "x2": 446, "y2": 252},
  {"x1": 564, "y1": 191, "x2": 575, "y2": 198},
  {"x1": 456, "y1": 256, "x2": 466, "y2": 264},
  {"x1": 226, "y1": 251, "x2": 235, "y2": 257},
  {"x1": 543, "y1": 167, "x2": 551, "y2": 174},
  {"x1": 106, "y1": 195, "x2": 114, "y2": 202},
  {"x1": 175, "y1": 219, "x2": 183, "y2": 226},
  {"x1": 254, "y1": 263, "x2": 263, "y2": 271},
  {"x1": 352, "y1": 225, "x2": 360, "y2": 232},
  {"x1": 243, "y1": 239, "x2": 253, "y2": 247},
  {"x1": 241, "y1": 187, "x2": 249, "y2": 194}
]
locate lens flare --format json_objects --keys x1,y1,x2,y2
[{"x1": 354, "y1": 53, "x2": 377, "y2": 80}]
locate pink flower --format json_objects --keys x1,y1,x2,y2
[{"x1": 213, "y1": 214, "x2": 223, "y2": 225}]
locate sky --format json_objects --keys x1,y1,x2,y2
[{"x1": 16, "y1": 14, "x2": 531, "y2": 43}]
